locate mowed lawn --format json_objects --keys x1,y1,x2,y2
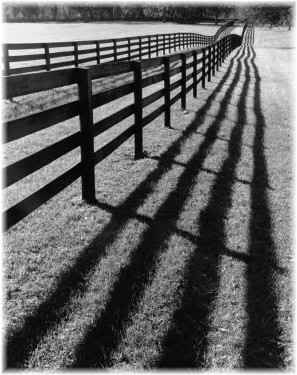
[
  {"x1": 3, "y1": 21, "x2": 221, "y2": 43},
  {"x1": 3, "y1": 26, "x2": 294, "y2": 369}
]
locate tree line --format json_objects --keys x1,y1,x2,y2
[{"x1": 3, "y1": 4, "x2": 293, "y2": 28}]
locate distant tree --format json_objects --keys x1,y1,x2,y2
[
  {"x1": 288, "y1": 11, "x2": 292, "y2": 30},
  {"x1": 267, "y1": 7, "x2": 282, "y2": 27},
  {"x1": 2, "y1": 3, "x2": 294, "y2": 26},
  {"x1": 283, "y1": 7, "x2": 293, "y2": 30}
]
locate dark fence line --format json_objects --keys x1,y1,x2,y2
[
  {"x1": 3, "y1": 20, "x2": 236, "y2": 75},
  {"x1": 3, "y1": 32, "x2": 242, "y2": 230}
]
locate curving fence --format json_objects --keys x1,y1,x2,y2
[
  {"x1": 3, "y1": 30, "x2": 243, "y2": 231},
  {"x1": 3, "y1": 21, "x2": 237, "y2": 75}
]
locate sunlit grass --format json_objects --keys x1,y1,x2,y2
[{"x1": 3, "y1": 26, "x2": 293, "y2": 369}]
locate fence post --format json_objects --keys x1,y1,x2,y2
[
  {"x1": 74, "y1": 42, "x2": 79, "y2": 67},
  {"x1": 221, "y1": 38, "x2": 224, "y2": 61},
  {"x1": 77, "y1": 67, "x2": 96, "y2": 203},
  {"x1": 193, "y1": 50, "x2": 197, "y2": 98},
  {"x1": 148, "y1": 36, "x2": 151, "y2": 58},
  {"x1": 181, "y1": 54, "x2": 187, "y2": 110},
  {"x1": 226, "y1": 38, "x2": 228, "y2": 56},
  {"x1": 218, "y1": 40, "x2": 221, "y2": 67},
  {"x1": 208, "y1": 46, "x2": 211, "y2": 82},
  {"x1": 163, "y1": 35, "x2": 166, "y2": 55},
  {"x1": 216, "y1": 43, "x2": 219, "y2": 71},
  {"x1": 44, "y1": 44, "x2": 51, "y2": 71},
  {"x1": 132, "y1": 61, "x2": 143, "y2": 159},
  {"x1": 212, "y1": 45, "x2": 215, "y2": 76},
  {"x1": 113, "y1": 39, "x2": 117, "y2": 62},
  {"x1": 96, "y1": 41, "x2": 100, "y2": 64},
  {"x1": 202, "y1": 48, "x2": 206, "y2": 88},
  {"x1": 156, "y1": 35, "x2": 159, "y2": 57},
  {"x1": 179, "y1": 33, "x2": 181, "y2": 50},
  {"x1": 4, "y1": 45, "x2": 9, "y2": 75},
  {"x1": 127, "y1": 38, "x2": 131, "y2": 60},
  {"x1": 139, "y1": 37, "x2": 142, "y2": 60},
  {"x1": 163, "y1": 56, "x2": 171, "y2": 128}
]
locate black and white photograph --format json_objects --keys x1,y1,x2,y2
[{"x1": 2, "y1": 0, "x2": 294, "y2": 370}]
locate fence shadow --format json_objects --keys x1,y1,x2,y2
[
  {"x1": 69, "y1": 44, "x2": 246, "y2": 369},
  {"x1": 6, "y1": 47, "x2": 242, "y2": 368},
  {"x1": 243, "y1": 44, "x2": 285, "y2": 369},
  {"x1": 6, "y1": 26, "x2": 287, "y2": 370},
  {"x1": 156, "y1": 40, "x2": 251, "y2": 368}
]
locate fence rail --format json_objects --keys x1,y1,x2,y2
[
  {"x1": 3, "y1": 21, "x2": 237, "y2": 75},
  {"x1": 3, "y1": 32, "x2": 242, "y2": 230}
]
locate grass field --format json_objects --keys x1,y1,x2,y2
[
  {"x1": 3, "y1": 21, "x2": 222, "y2": 43},
  {"x1": 3, "y1": 22, "x2": 232, "y2": 72},
  {"x1": 3, "y1": 25, "x2": 294, "y2": 369}
]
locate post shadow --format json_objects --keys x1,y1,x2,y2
[
  {"x1": 243, "y1": 39, "x2": 285, "y2": 369},
  {"x1": 6, "y1": 46, "x2": 243, "y2": 369},
  {"x1": 156, "y1": 39, "x2": 252, "y2": 369},
  {"x1": 69, "y1": 46, "x2": 247, "y2": 368}
]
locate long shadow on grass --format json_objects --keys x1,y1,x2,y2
[
  {"x1": 6, "y1": 47, "x2": 242, "y2": 369},
  {"x1": 156, "y1": 36, "x2": 252, "y2": 369},
  {"x1": 69, "y1": 46, "x2": 247, "y2": 368},
  {"x1": 243, "y1": 38, "x2": 285, "y2": 368}
]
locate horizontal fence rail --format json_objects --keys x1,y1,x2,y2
[
  {"x1": 3, "y1": 20, "x2": 237, "y2": 75},
  {"x1": 3, "y1": 32, "x2": 242, "y2": 230}
]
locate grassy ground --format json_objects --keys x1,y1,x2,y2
[
  {"x1": 3, "y1": 22, "x2": 221, "y2": 43},
  {"x1": 3, "y1": 22, "x2": 238, "y2": 71},
  {"x1": 3, "y1": 26, "x2": 294, "y2": 369}
]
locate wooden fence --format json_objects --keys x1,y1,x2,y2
[
  {"x1": 3, "y1": 33, "x2": 242, "y2": 230},
  {"x1": 3, "y1": 21, "x2": 236, "y2": 75}
]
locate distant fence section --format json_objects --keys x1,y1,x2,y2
[
  {"x1": 3, "y1": 20, "x2": 237, "y2": 75},
  {"x1": 3, "y1": 30, "x2": 243, "y2": 230}
]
